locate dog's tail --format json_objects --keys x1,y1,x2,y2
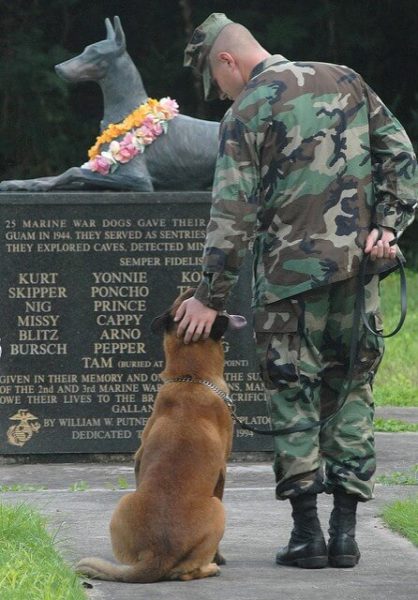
[{"x1": 76, "y1": 552, "x2": 169, "y2": 583}]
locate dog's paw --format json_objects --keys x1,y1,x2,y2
[
  {"x1": 178, "y1": 563, "x2": 220, "y2": 581},
  {"x1": 0, "y1": 180, "x2": 26, "y2": 191},
  {"x1": 209, "y1": 563, "x2": 221, "y2": 577}
]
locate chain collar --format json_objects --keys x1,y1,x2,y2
[{"x1": 161, "y1": 375, "x2": 236, "y2": 413}]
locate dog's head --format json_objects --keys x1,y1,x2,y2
[
  {"x1": 151, "y1": 288, "x2": 247, "y2": 342},
  {"x1": 55, "y1": 16, "x2": 126, "y2": 83}
]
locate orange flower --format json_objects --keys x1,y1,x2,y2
[{"x1": 87, "y1": 97, "x2": 179, "y2": 160}]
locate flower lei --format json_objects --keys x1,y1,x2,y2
[{"x1": 82, "y1": 97, "x2": 179, "y2": 175}]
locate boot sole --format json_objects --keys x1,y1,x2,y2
[
  {"x1": 276, "y1": 555, "x2": 328, "y2": 569},
  {"x1": 329, "y1": 554, "x2": 360, "y2": 568}
]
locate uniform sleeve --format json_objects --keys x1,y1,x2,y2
[
  {"x1": 365, "y1": 83, "x2": 417, "y2": 235},
  {"x1": 194, "y1": 115, "x2": 260, "y2": 310}
]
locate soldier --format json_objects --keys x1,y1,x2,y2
[{"x1": 175, "y1": 13, "x2": 417, "y2": 568}]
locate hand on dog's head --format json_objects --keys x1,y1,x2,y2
[{"x1": 151, "y1": 288, "x2": 246, "y2": 342}]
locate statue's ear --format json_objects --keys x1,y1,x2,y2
[
  {"x1": 105, "y1": 18, "x2": 115, "y2": 40},
  {"x1": 150, "y1": 311, "x2": 174, "y2": 335},
  {"x1": 113, "y1": 16, "x2": 126, "y2": 49}
]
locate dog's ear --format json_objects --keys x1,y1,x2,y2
[
  {"x1": 209, "y1": 315, "x2": 229, "y2": 341},
  {"x1": 210, "y1": 313, "x2": 248, "y2": 340},
  {"x1": 113, "y1": 16, "x2": 126, "y2": 50},
  {"x1": 225, "y1": 314, "x2": 247, "y2": 331},
  {"x1": 150, "y1": 311, "x2": 174, "y2": 335}
]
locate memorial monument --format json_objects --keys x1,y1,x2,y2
[
  {"x1": 0, "y1": 18, "x2": 273, "y2": 459},
  {"x1": 0, "y1": 17, "x2": 219, "y2": 193}
]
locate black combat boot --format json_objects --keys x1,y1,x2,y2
[
  {"x1": 276, "y1": 494, "x2": 328, "y2": 568},
  {"x1": 328, "y1": 489, "x2": 361, "y2": 568}
]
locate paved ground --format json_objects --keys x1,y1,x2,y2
[{"x1": 1, "y1": 427, "x2": 418, "y2": 600}]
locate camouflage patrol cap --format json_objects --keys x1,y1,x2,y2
[{"x1": 184, "y1": 13, "x2": 234, "y2": 101}]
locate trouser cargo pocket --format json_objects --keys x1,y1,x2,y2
[
  {"x1": 254, "y1": 302, "x2": 300, "y2": 390},
  {"x1": 354, "y1": 310, "x2": 385, "y2": 384}
]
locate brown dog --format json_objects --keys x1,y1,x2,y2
[{"x1": 76, "y1": 289, "x2": 245, "y2": 582}]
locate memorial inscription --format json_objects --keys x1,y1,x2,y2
[{"x1": 0, "y1": 193, "x2": 273, "y2": 455}]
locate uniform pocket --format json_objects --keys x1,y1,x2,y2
[
  {"x1": 355, "y1": 311, "x2": 385, "y2": 383},
  {"x1": 254, "y1": 309, "x2": 300, "y2": 390}
]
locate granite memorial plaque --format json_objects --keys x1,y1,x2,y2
[{"x1": 0, "y1": 192, "x2": 273, "y2": 456}]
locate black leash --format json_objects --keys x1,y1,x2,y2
[
  {"x1": 234, "y1": 229, "x2": 407, "y2": 436},
  {"x1": 358, "y1": 237, "x2": 407, "y2": 339},
  {"x1": 163, "y1": 230, "x2": 407, "y2": 436}
]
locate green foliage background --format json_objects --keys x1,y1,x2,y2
[{"x1": 1, "y1": 0, "x2": 418, "y2": 179}]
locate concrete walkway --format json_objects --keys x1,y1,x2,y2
[{"x1": 1, "y1": 431, "x2": 417, "y2": 600}]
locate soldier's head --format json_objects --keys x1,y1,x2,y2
[{"x1": 184, "y1": 13, "x2": 270, "y2": 102}]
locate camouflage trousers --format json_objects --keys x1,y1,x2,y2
[{"x1": 254, "y1": 275, "x2": 384, "y2": 502}]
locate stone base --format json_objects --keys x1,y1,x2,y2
[{"x1": 0, "y1": 192, "x2": 273, "y2": 456}]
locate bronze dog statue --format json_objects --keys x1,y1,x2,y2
[
  {"x1": 0, "y1": 17, "x2": 218, "y2": 192},
  {"x1": 76, "y1": 290, "x2": 246, "y2": 582}
]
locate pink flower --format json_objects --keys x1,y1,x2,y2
[
  {"x1": 144, "y1": 115, "x2": 165, "y2": 137},
  {"x1": 159, "y1": 97, "x2": 179, "y2": 119},
  {"x1": 122, "y1": 132, "x2": 137, "y2": 146},
  {"x1": 136, "y1": 121, "x2": 156, "y2": 145},
  {"x1": 88, "y1": 155, "x2": 112, "y2": 175},
  {"x1": 110, "y1": 134, "x2": 140, "y2": 163},
  {"x1": 149, "y1": 121, "x2": 164, "y2": 137}
]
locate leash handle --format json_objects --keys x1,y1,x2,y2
[
  {"x1": 359, "y1": 228, "x2": 407, "y2": 338},
  {"x1": 360, "y1": 256, "x2": 407, "y2": 338}
]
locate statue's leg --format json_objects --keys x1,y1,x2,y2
[
  {"x1": 0, "y1": 175, "x2": 60, "y2": 192},
  {"x1": 52, "y1": 166, "x2": 154, "y2": 192},
  {"x1": 0, "y1": 161, "x2": 154, "y2": 192}
]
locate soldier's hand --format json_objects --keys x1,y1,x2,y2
[
  {"x1": 174, "y1": 297, "x2": 217, "y2": 344},
  {"x1": 364, "y1": 227, "x2": 397, "y2": 261}
]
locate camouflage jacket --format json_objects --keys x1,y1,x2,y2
[{"x1": 194, "y1": 55, "x2": 417, "y2": 311}]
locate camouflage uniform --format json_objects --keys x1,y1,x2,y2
[
  {"x1": 185, "y1": 25, "x2": 417, "y2": 500},
  {"x1": 254, "y1": 276, "x2": 383, "y2": 500}
]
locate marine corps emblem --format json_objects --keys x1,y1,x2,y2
[{"x1": 6, "y1": 409, "x2": 41, "y2": 447}]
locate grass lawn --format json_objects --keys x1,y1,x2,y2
[
  {"x1": 374, "y1": 267, "x2": 418, "y2": 407},
  {"x1": 382, "y1": 495, "x2": 418, "y2": 548},
  {"x1": 377, "y1": 465, "x2": 418, "y2": 486},
  {"x1": 0, "y1": 503, "x2": 87, "y2": 600},
  {"x1": 374, "y1": 418, "x2": 418, "y2": 432},
  {"x1": 374, "y1": 267, "x2": 418, "y2": 548}
]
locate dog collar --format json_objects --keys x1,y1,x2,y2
[{"x1": 161, "y1": 375, "x2": 235, "y2": 412}]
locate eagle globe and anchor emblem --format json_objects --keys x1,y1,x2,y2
[
  {"x1": 7, "y1": 409, "x2": 41, "y2": 447},
  {"x1": 0, "y1": 340, "x2": 42, "y2": 447}
]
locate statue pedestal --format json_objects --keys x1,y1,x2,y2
[{"x1": 0, "y1": 192, "x2": 273, "y2": 457}]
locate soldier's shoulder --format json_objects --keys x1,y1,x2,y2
[{"x1": 228, "y1": 82, "x2": 274, "y2": 128}]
